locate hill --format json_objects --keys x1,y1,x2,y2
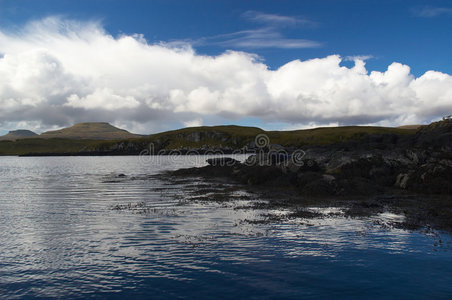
[
  {"x1": 397, "y1": 125, "x2": 422, "y2": 130},
  {"x1": 87, "y1": 124, "x2": 417, "y2": 155},
  {"x1": 0, "y1": 123, "x2": 421, "y2": 156},
  {"x1": 39, "y1": 122, "x2": 142, "y2": 140},
  {"x1": 0, "y1": 138, "x2": 99, "y2": 156},
  {"x1": 147, "y1": 124, "x2": 416, "y2": 148},
  {"x1": 0, "y1": 130, "x2": 38, "y2": 141}
]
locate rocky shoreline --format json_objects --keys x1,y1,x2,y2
[
  {"x1": 173, "y1": 119, "x2": 452, "y2": 196},
  {"x1": 166, "y1": 119, "x2": 452, "y2": 232}
]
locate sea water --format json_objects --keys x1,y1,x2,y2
[{"x1": 0, "y1": 156, "x2": 451, "y2": 299}]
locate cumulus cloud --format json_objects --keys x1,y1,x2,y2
[
  {"x1": 183, "y1": 118, "x2": 203, "y2": 128},
  {"x1": 66, "y1": 89, "x2": 140, "y2": 110},
  {"x1": 0, "y1": 17, "x2": 451, "y2": 134}
]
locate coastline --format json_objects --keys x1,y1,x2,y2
[
  {"x1": 161, "y1": 119, "x2": 452, "y2": 232},
  {"x1": 164, "y1": 165, "x2": 452, "y2": 233}
]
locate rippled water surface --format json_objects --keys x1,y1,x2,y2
[{"x1": 1, "y1": 156, "x2": 452, "y2": 299}]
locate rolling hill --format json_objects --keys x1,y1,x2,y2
[
  {"x1": 0, "y1": 130, "x2": 38, "y2": 141},
  {"x1": 145, "y1": 124, "x2": 417, "y2": 148},
  {"x1": 87, "y1": 124, "x2": 418, "y2": 155},
  {"x1": 0, "y1": 122, "x2": 422, "y2": 156},
  {"x1": 397, "y1": 125, "x2": 422, "y2": 130},
  {"x1": 39, "y1": 122, "x2": 143, "y2": 140}
]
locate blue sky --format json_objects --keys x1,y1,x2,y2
[
  {"x1": 0, "y1": 0, "x2": 451, "y2": 134},
  {"x1": 2, "y1": 0, "x2": 451, "y2": 75}
]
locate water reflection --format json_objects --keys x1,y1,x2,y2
[{"x1": 0, "y1": 156, "x2": 452, "y2": 299}]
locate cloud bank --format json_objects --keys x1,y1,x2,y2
[{"x1": 0, "y1": 17, "x2": 451, "y2": 133}]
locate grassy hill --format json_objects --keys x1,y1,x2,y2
[
  {"x1": 149, "y1": 125, "x2": 416, "y2": 148},
  {"x1": 40, "y1": 122, "x2": 142, "y2": 140},
  {"x1": 0, "y1": 122, "x2": 142, "y2": 155},
  {"x1": 0, "y1": 139, "x2": 98, "y2": 156},
  {"x1": 0, "y1": 123, "x2": 419, "y2": 156},
  {"x1": 149, "y1": 125, "x2": 264, "y2": 149},
  {"x1": 88, "y1": 124, "x2": 417, "y2": 154},
  {"x1": 266, "y1": 126, "x2": 416, "y2": 147},
  {"x1": 0, "y1": 130, "x2": 38, "y2": 141},
  {"x1": 397, "y1": 125, "x2": 422, "y2": 130}
]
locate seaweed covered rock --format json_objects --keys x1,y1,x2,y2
[
  {"x1": 404, "y1": 163, "x2": 452, "y2": 194},
  {"x1": 296, "y1": 173, "x2": 337, "y2": 196}
]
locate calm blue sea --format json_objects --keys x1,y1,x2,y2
[{"x1": 0, "y1": 156, "x2": 451, "y2": 299}]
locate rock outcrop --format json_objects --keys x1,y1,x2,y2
[{"x1": 171, "y1": 119, "x2": 452, "y2": 196}]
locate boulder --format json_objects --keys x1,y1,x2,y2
[
  {"x1": 206, "y1": 157, "x2": 240, "y2": 166},
  {"x1": 244, "y1": 152, "x2": 289, "y2": 166},
  {"x1": 395, "y1": 173, "x2": 410, "y2": 189},
  {"x1": 299, "y1": 175, "x2": 337, "y2": 196}
]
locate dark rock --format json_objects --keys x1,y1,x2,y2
[
  {"x1": 295, "y1": 172, "x2": 323, "y2": 188},
  {"x1": 336, "y1": 177, "x2": 384, "y2": 196},
  {"x1": 165, "y1": 119, "x2": 452, "y2": 197},
  {"x1": 293, "y1": 159, "x2": 320, "y2": 172},
  {"x1": 235, "y1": 165, "x2": 286, "y2": 185},
  {"x1": 405, "y1": 163, "x2": 452, "y2": 194},
  {"x1": 206, "y1": 157, "x2": 240, "y2": 166},
  {"x1": 244, "y1": 152, "x2": 290, "y2": 166},
  {"x1": 414, "y1": 119, "x2": 452, "y2": 151},
  {"x1": 300, "y1": 177, "x2": 336, "y2": 196},
  {"x1": 268, "y1": 152, "x2": 291, "y2": 165}
]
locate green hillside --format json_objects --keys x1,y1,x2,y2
[
  {"x1": 40, "y1": 122, "x2": 142, "y2": 140},
  {"x1": 0, "y1": 123, "x2": 419, "y2": 156},
  {"x1": 149, "y1": 125, "x2": 264, "y2": 148},
  {"x1": 265, "y1": 126, "x2": 416, "y2": 147},
  {"x1": 150, "y1": 125, "x2": 416, "y2": 148},
  {"x1": 88, "y1": 125, "x2": 417, "y2": 153},
  {"x1": 0, "y1": 138, "x2": 98, "y2": 156}
]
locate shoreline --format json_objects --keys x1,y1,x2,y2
[
  {"x1": 163, "y1": 166, "x2": 452, "y2": 233},
  {"x1": 161, "y1": 119, "x2": 452, "y2": 232}
]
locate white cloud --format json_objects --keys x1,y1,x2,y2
[
  {"x1": 194, "y1": 28, "x2": 321, "y2": 49},
  {"x1": 345, "y1": 55, "x2": 374, "y2": 62},
  {"x1": 66, "y1": 89, "x2": 140, "y2": 110},
  {"x1": 414, "y1": 6, "x2": 452, "y2": 17},
  {"x1": 283, "y1": 122, "x2": 340, "y2": 131},
  {"x1": 242, "y1": 11, "x2": 315, "y2": 27},
  {"x1": 183, "y1": 118, "x2": 203, "y2": 128},
  {"x1": 0, "y1": 17, "x2": 451, "y2": 134},
  {"x1": 192, "y1": 11, "x2": 320, "y2": 50}
]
